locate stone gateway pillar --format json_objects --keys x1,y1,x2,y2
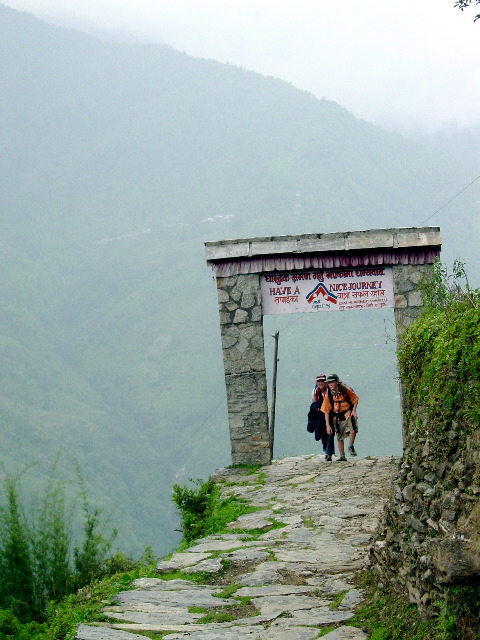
[
  {"x1": 205, "y1": 227, "x2": 442, "y2": 465},
  {"x1": 216, "y1": 273, "x2": 270, "y2": 465}
]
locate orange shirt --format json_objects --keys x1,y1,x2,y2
[{"x1": 321, "y1": 386, "x2": 358, "y2": 415}]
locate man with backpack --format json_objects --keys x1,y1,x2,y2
[{"x1": 321, "y1": 373, "x2": 359, "y2": 462}]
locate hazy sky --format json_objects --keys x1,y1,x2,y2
[{"x1": 3, "y1": 0, "x2": 479, "y2": 133}]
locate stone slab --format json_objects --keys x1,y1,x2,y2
[
  {"x1": 113, "y1": 588, "x2": 234, "y2": 608},
  {"x1": 261, "y1": 624, "x2": 320, "y2": 640},
  {"x1": 76, "y1": 626, "x2": 147, "y2": 640},
  {"x1": 274, "y1": 545, "x2": 359, "y2": 567},
  {"x1": 338, "y1": 588, "x2": 364, "y2": 609},
  {"x1": 322, "y1": 626, "x2": 368, "y2": 639},
  {"x1": 227, "y1": 517, "x2": 273, "y2": 530},
  {"x1": 104, "y1": 610, "x2": 201, "y2": 625},
  {"x1": 188, "y1": 540, "x2": 266, "y2": 553},
  {"x1": 236, "y1": 562, "x2": 285, "y2": 585},
  {"x1": 156, "y1": 552, "x2": 212, "y2": 573},
  {"x1": 185, "y1": 557, "x2": 224, "y2": 574},
  {"x1": 131, "y1": 578, "x2": 207, "y2": 590},
  {"x1": 224, "y1": 548, "x2": 271, "y2": 563},
  {"x1": 250, "y1": 593, "x2": 331, "y2": 616},
  {"x1": 236, "y1": 585, "x2": 315, "y2": 597},
  {"x1": 288, "y1": 608, "x2": 355, "y2": 625},
  {"x1": 205, "y1": 228, "x2": 441, "y2": 263},
  {"x1": 109, "y1": 624, "x2": 203, "y2": 633},
  {"x1": 163, "y1": 626, "x2": 265, "y2": 639}
]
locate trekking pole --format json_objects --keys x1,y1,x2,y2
[{"x1": 269, "y1": 331, "x2": 279, "y2": 461}]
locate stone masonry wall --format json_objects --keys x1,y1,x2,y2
[
  {"x1": 216, "y1": 274, "x2": 271, "y2": 466},
  {"x1": 370, "y1": 406, "x2": 480, "y2": 612},
  {"x1": 392, "y1": 263, "x2": 433, "y2": 442},
  {"x1": 392, "y1": 263, "x2": 431, "y2": 332}
]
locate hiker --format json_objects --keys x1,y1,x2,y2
[
  {"x1": 321, "y1": 373, "x2": 359, "y2": 461},
  {"x1": 312, "y1": 373, "x2": 325, "y2": 401},
  {"x1": 307, "y1": 373, "x2": 335, "y2": 461}
]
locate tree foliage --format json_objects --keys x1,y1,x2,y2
[
  {"x1": 0, "y1": 464, "x2": 119, "y2": 624},
  {"x1": 455, "y1": 0, "x2": 480, "y2": 21},
  {"x1": 0, "y1": 477, "x2": 35, "y2": 621}
]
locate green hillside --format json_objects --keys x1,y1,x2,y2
[{"x1": 0, "y1": 3, "x2": 478, "y2": 555}]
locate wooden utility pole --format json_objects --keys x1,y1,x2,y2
[{"x1": 269, "y1": 331, "x2": 279, "y2": 461}]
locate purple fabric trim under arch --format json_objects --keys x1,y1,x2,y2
[{"x1": 210, "y1": 248, "x2": 440, "y2": 277}]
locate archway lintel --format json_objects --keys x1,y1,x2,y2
[{"x1": 205, "y1": 227, "x2": 441, "y2": 277}]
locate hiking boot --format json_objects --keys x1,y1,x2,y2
[
  {"x1": 325, "y1": 454, "x2": 332, "y2": 462},
  {"x1": 336, "y1": 455, "x2": 347, "y2": 462},
  {"x1": 348, "y1": 445, "x2": 357, "y2": 456}
]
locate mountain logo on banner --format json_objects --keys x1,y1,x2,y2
[{"x1": 306, "y1": 282, "x2": 338, "y2": 305}]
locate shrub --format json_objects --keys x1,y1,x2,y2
[
  {"x1": 171, "y1": 477, "x2": 255, "y2": 546},
  {"x1": 397, "y1": 260, "x2": 480, "y2": 434},
  {"x1": 171, "y1": 478, "x2": 219, "y2": 544}
]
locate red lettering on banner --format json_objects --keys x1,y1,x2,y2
[
  {"x1": 270, "y1": 286, "x2": 292, "y2": 296},
  {"x1": 326, "y1": 270, "x2": 354, "y2": 279},
  {"x1": 355, "y1": 268, "x2": 385, "y2": 277},
  {"x1": 265, "y1": 275, "x2": 290, "y2": 284},
  {"x1": 348, "y1": 280, "x2": 382, "y2": 291},
  {"x1": 292, "y1": 273, "x2": 312, "y2": 282}
]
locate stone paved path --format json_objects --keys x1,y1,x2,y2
[{"x1": 77, "y1": 454, "x2": 398, "y2": 640}]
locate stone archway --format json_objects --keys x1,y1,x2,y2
[{"x1": 205, "y1": 227, "x2": 441, "y2": 465}]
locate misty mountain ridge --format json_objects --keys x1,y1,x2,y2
[{"x1": 1, "y1": 2, "x2": 479, "y2": 556}]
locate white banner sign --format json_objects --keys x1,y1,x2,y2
[{"x1": 261, "y1": 267, "x2": 394, "y2": 315}]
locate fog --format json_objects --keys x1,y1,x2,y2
[{"x1": 3, "y1": 0, "x2": 479, "y2": 134}]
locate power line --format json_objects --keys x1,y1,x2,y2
[
  {"x1": 107, "y1": 393, "x2": 227, "y2": 523},
  {"x1": 265, "y1": 313, "x2": 307, "y2": 349},
  {"x1": 420, "y1": 173, "x2": 480, "y2": 225}
]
